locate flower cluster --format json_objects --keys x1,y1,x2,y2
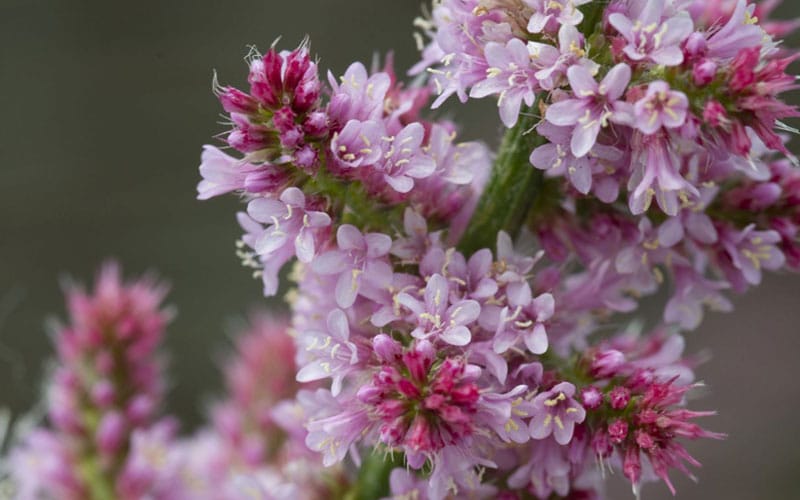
[
  {"x1": 417, "y1": 0, "x2": 799, "y2": 212},
  {"x1": 200, "y1": 44, "x2": 491, "y2": 296},
  {"x1": 189, "y1": 0, "x2": 798, "y2": 495},
  {"x1": 6, "y1": 264, "x2": 173, "y2": 500}
]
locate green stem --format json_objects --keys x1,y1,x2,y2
[
  {"x1": 344, "y1": 450, "x2": 402, "y2": 500},
  {"x1": 457, "y1": 109, "x2": 548, "y2": 254}
]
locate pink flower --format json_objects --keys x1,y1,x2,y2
[
  {"x1": 529, "y1": 24, "x2": 599, "y2": 91},
  {"x1": 246, "y1": 187, "x2": 332, "y2": 265},
  {"x1": 327, "y1": 62, "x2": 391, "y2": 126},
  {"x1": 470, "y1": 38, "x2": 539, "y2": 127},
  {"x1": 197, "y1": 145, "x2": 288, "y2": 200},
  {"x1": 545, "y1": 64, "x2": 633, "y2": 157},
  {"x1": 529, "y1": 382, "x2": 586, "y2": 445},
  {"x1": 524, "y1": 0, "x2": 591, "y2": 34},
  {"x1": 632, "y1": 81, "x2": 689, "y2": 135},
  {"x1": 396, "y1": 274, "x2": 481, "y2": 346},
  {"x1": 608, "y1": 0, "x2": 694, "y2": 66},
  {"x1": 376, "y1": 123, "x2": 437, "y2": 193},
  {"x1": 296, "y1": 309, "x2": 363, "y2": 396},
  {"x1": 312, "y1": 225, "x2": 393, "y2": 308}
]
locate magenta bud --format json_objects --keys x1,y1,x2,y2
[
  {"x1": 591, "y1": 431, "x2": 613, "y2": 458},
  {"x1": 635, "y1": 429, "x2": 656, "y2": 450},
  {"x1": 590, "y1": 349, "x2": 625, "y2": 378},
  {"x1": 96, "y1": 411, "x2": 126, "y2": 456},
  {"x1": 220, "y1": 87, "x2": 259, "y2": 115},
  {"x1": 303, "y1": 112, "x2": 329, "y2": 137},
  {"x1": 608, "y1": 419, "x2": 629, "y2": 444},
  {"x1": 126, "y1": 395, "x2": 155, "y2": 425},
  {"x1": 379, "y1": 416, "x2": 406, "y2": 446},
  {"x1": 279, "y1": 128, "x2": 304, "y2": 149},
  {"x1": 377, "y1": 399, "x2": 406, "y2": 419},
  {"x1": 91, "y1": 380, "x2": 116, "y2": 408},
  {"x1": 272, "y1": 107, "x2": 297, "y2": 134},
  {"x1": 684, "y1": 32, "x2": 707, "y2": 58},
  {"x1": 581, "y1": 386, "x2": 603, "y2": 410},
  {"x1": 357, "y1": 385, "x2": 382, "y2": 404},
  {"x1": 227, "y1": 126, "x2": 271, "y2": 153},
  {"x1": 372, "y1": 334, "x2": 402, "y2": 363},
  {"x1": 293, "y1": 78, "x2": 321, "y2": 113},
  {"x1": 397, "y1": 378, "x2": 421, "y2": 399},
  {"x1": 702, "y1": 100, "x2": 728, "y2": 128},
  {"x1": 692, "y1": 59, "x2": 718, "y2": 86},
  {"x1": 406, "y1": 415, "x2": 433, "y2": 452},
  {"x1": 608, "y1": 386, "x2": 631, "y2": 410},
  {"x1": 250, "y1": 81, "x2": 279, "y2": 109},
  {"x1": 731, "y1": 122, "x2": 752, "y2": 156},
  {"x1": 244, "y1": 166, "x2": 289, "y2": 195},
  {"x1": 623, "y1": 446, "x2": 642, "y2": 486},
  {"x1": 283, "y1": 49, "x2": 311, "y2": 93},
  {"x1": 293, "y1": 145, "x2": 319, "y2": 171}
]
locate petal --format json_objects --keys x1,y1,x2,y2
[
  {"x1": 365, "y1": 233, "x2": 393, "y2": 258},
  {"x1": 335, "y1": 269, "x2": 359, "y2": 308},
  {"x1": 247, "y1": 198, "x2": 287, "y2": 222},
  {"x1": 493, "y1": 328, "x2": 518, "y2": 354},
  {"x1": 441, "y1": 325, "x2": 471, "y2": 346},
  {"x1": 552, "y1": 418, "x2": 575, "y2": 445},
  {"x1": 448, "y1": 300, "x2": 481, "y2": 325},
  {"x1": 651, "y1": 46, "x2": 684, "y2": 66},
  {"x1": 294, "y1": 229, "x2": 316, "y2": 263},
  {"x1": 405, "y1": 156, "x2": 437, "y2": 178},
  {"x1": 384, "y1": 174, "x2": 414, "y2": 193},
  {"x1": 529, "y1": 144, "x2": 559, "y2": 170},
  {"x1": 600, "y1": 64, "x2": 631, "y2": 100},
  {"x1": 312, "y1": 251, "x2": 349, "y2": 274},
  {"x1": 661, "y1": 16, "x2": 694, "y2": 47},
  {"x1": 425, "y1": 274, "x2": 449, "y2": 314},
  {"x1": 255, "y1": 229, "x2": 289, "y2": 256},
  {"x1": 327, "y1": 309, "x2": 350, "y2": 341},
  {"x1": 524, "y1": 323, "x2": 548, "y2": 355},
  {"x1": 296, "y1": 362, "x2": 329, "y2": 383},
  {"x1": 570, "y1": 119, "x2": 601, "y2": 157},
  {"x1": 529, "y1": 412, "x2": 553, "y2": 440},
  {"x1": 279, "y1": 187, "x2": 306, "y2": 207},
  {"x1": 658, "y1": 218, "x2": 685, "y2": 248},
  {"x1": 568, "y1": 158, "x2": 592, "y2": 194},
  {"x1": 337, "y1": 224, "x2": 365, "y2": 251},
  {"x1": 545, "y1": 99, "x2": 585, "y2": 126},
  {"x1": 608, "y1": 13, "x2": 633, "y2": 39},
  {"x1": 499, "y1": 92, "x2": 523, "y2": 128},
  {"x1": 566, "y1": 65, "x2": 598, "y2": 96},
  {"x1": 532, "y1": 293, "x2": 555, "y2": 320}
]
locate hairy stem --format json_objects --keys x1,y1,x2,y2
[{"x1": 457, "y1": 109, "x2": 547, "y2": 254}]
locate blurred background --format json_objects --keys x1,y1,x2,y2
[{"x1": 1, "y1": 1, "x2": 798, "y2": 498}]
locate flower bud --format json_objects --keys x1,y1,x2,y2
[
  {"x1": 684, "y1": 32, "x2": 707, "y2": 58},
  {"x1": 609, "y1": 386, "x2": 631, "y2": 410},
  {"x1": 96, "y1": 412, "x2": 126, "y2": 456},
  {"x1": 581, "y1": 386, "x2": 603, "y2": 410},
  {"x1": 608, "y1": 419, "x2": 629, "y2": 444},
  {"x1": 692, "y1": 59, "x2": 718, "y2": 86},
  {"x1": 591, "y1": 349, "x2": 625, "y2": 378}
]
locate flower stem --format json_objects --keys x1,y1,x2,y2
[
  {"x1": 345, "y1": 450, "x2": 402, "y2": 500},
  {"x1": 457, "y1": 109, "x2": 547, "y2": 254}
]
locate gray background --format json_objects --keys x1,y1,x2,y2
[{"x1": 0, "y1": 1, "x2": 798, "y2": 498}]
